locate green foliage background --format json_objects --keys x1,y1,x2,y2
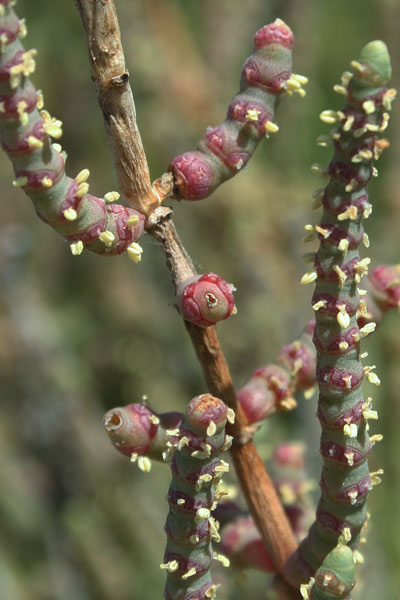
[{"x1": 0, "y1": 1, "x2": 399, "y2": 598}]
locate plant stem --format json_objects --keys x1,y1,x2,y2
[
  {"x1": 73, "y1": 0, "x2": 158, "y2": 215},
  {"x1": 74, "y1": 0, "x2": 298, "y2": 578}
]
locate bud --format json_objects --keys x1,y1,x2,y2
[{"x1": 177, "y1": 273, "x2": 236, "y2": 328}]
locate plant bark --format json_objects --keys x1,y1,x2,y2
[{"x1": 74, "y1": 0, "x2": 298, "y2": 579}]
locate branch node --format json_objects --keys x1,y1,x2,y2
[{"x1": 111, "y1": 71, "x2": 129, "y2": 87}]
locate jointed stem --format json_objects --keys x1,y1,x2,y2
[{"x1": 74, "y1": 0, "x2": 298, "y2": 580}]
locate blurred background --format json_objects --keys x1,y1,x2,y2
[{"x1": 1, "y1": 0, "x2": 400, "y2": 598}]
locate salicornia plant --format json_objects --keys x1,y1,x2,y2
[{"x1": 0, "y1": 0, "x2": 398, "y2": 598}]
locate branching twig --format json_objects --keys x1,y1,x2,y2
[{"x1": 74, "y1": 0, "x2": 298, "y2": 579}]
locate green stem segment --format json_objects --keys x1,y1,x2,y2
[
  {"x1": 0, "y1": 0, "x2": 145, "y2": 260},
  {"x1": 300, "y1": 532, "x2": 356, "y2": 599},
  {"x1": 168, "y1": 19, "x2": 306, "y2": 201},
  {"x1": 286, "y1": 41, "x2": 395, "y2": 585},
  {"x1": 162, "y1": 394, "x2": 234, "y2": 600}
]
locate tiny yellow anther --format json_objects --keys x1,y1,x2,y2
[
  {"x1": 315, "y1": 225, "x2": 330, "y2": 238},
  {"x1": 337, "y1": 310, "x2": 350, "y2": 329},
  {"x1": 367, "y1": 372, "x2": 381, "y2": 386},
  {"x1": 370, "y1": 469, "x2": 384, "y2": 487},
  {"x1": 137, "y1": 456, "x2": 151, "y2": 472},
  {"x1": 370, "y1": 434, "x2": 383, "y2": 444},
  {"x1": 213, "y1": 553, "x2": 230, "y2": 568},
  {"x1": 75, "y1": 169, "x2": 90, "y2": 184},
  {"x1": 286, "y1": 77, "x2": 301, "y2": 90},
  {"x1": 343, "y1": 115, "x2": 355, "y2": 132},
  {"x1": 19, "y1": 19, "x2": 28, "y2": 39},
  {"x1": 353, "y1": 550, "x2": 364, "y2": 564},
  {"x1": 127, "y1": 242, "x2": 143, "y2": 264},
  {"x1": 350, "y1": 60, "x2": 365, "y2": 73},
  {"x1": 127, "y1": 215, "x2": 140, "y2": 227},
  {"x1": 363, "y1": 409, "x2": 378, "y2": 420},
  {"x1": 27, "y1": 136, "x2": 43, "y2": 150},
  {"x1": 16, "y1": 100, "x2": 29, "y2": 126},
  {"x1": 63, "y1": 208, "x2": 77, "y2": 221},
  {"x1": 333, "y1": 84, "x2": 347, "y2": 95},
  {"x1": 319, "y1": 110, "x2": 341, "y2": 124},
  {"x1": 359, "y1": 322, "x2": 376, "y2": 337},
  {"x1": 99, "y1": 231, "x2": 115, "y2": 247},
  {"x1": 265, "y1": 121, "x2": 279, "y2": 133},
  {"x1": 301, "y1": 271, "x2": 318, "y2": 285},
  {"x1": 245, "y1": 108, "x2": 261, "y2": 122},
  {"x1": 345, "y1": 178, "x2": 358, "y2": 192},
  {"x1": 217, "y1": 435, "x2": 231, "y2": 453},
  {"x1": 205, "y1": 584, "x2": 219, "y2": 599},
  {"x1": 76, "y1": 182, "x2": 89, "y2": 198},
  {"x1": 362, "y1": 100, "x2": 376, "y2": 115},
  {"x1": 196, "y1": 508, "x2": 211, "y2": 520},
  {"x1": 312, "y1": 300, "x2": 327, "y2": 311},
  {"x1": 348, "y1": 489, "x2": 358, "y2": 505},
  {"x1": 227, "y1": 408, "x2": 235, "y2": 424},
  {"x1": 177, "y1": 436, "x2": 189, "y2": 451},
  {"x1": 165, "y1": 428, "x2": 180, "y2": 436},
  {"x1": 382, "y1": 88, "x2": 397, "y2": 111},
  {"x1": 363, "y1": 204, "x2": 373, "y2": 219},
  {"x1": 333, "y1": 265, "x2": 347, "y2": 288},
  {"x1": 36, "y1": 90, "x2": 44, "y2": 110},
  {"x1": 338, "y1": 205, "x2": 358, "y2": 221},
  {"x1": 292, "y1": 73, "x2": 308, "y2": 85},
  {"x1": 13, "y1": 176, "x2": 28, "y2": 188},
  {"x1": 341, "y1": 71, "x2": 353, "y2": 86},
  {"x1": 338, "y1": 238, "x2": 349, "y2": 254},
  {"x1": 344, "y1": 450, "x2": 355, "y2": 466},
  {"x1": 214, "y1": 459, "x2": 230, "y2": 474},
  {"x1": 207, "y1": 421, "x2": 217, "y2": 436},
  {"x1": 343, "y1": 423, "x2": 358, "y2": 438},
  {"x1": 41, "y1": 176, "x2": 53, "y2": 188},
  {"x1": 104, "y1": 191, "x2": 120, "y2": 203},
  {"x1": 70, "y1": 241, "x2": 84, "y2": 256},
  {"x1": 340, "y1": 528, "x2": 352, "y2": 544}
]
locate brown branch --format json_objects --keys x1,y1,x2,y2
[
  {"x1": 73, "y1": 0, "x2": 159, "y2": 215},
  {"x1": 74, "y1": 0, "x2": 298, "y2": 581},
  {"x1": 147, "y1": 210, "x2": 298, "y2": 575}
]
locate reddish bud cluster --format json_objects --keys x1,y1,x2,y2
[
  {"x1": 368, "y1": 264, "x2": 400, "y2": 310},
  {"x1": 177, "y1": 273, "x2": 236, "y2": 328}
]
